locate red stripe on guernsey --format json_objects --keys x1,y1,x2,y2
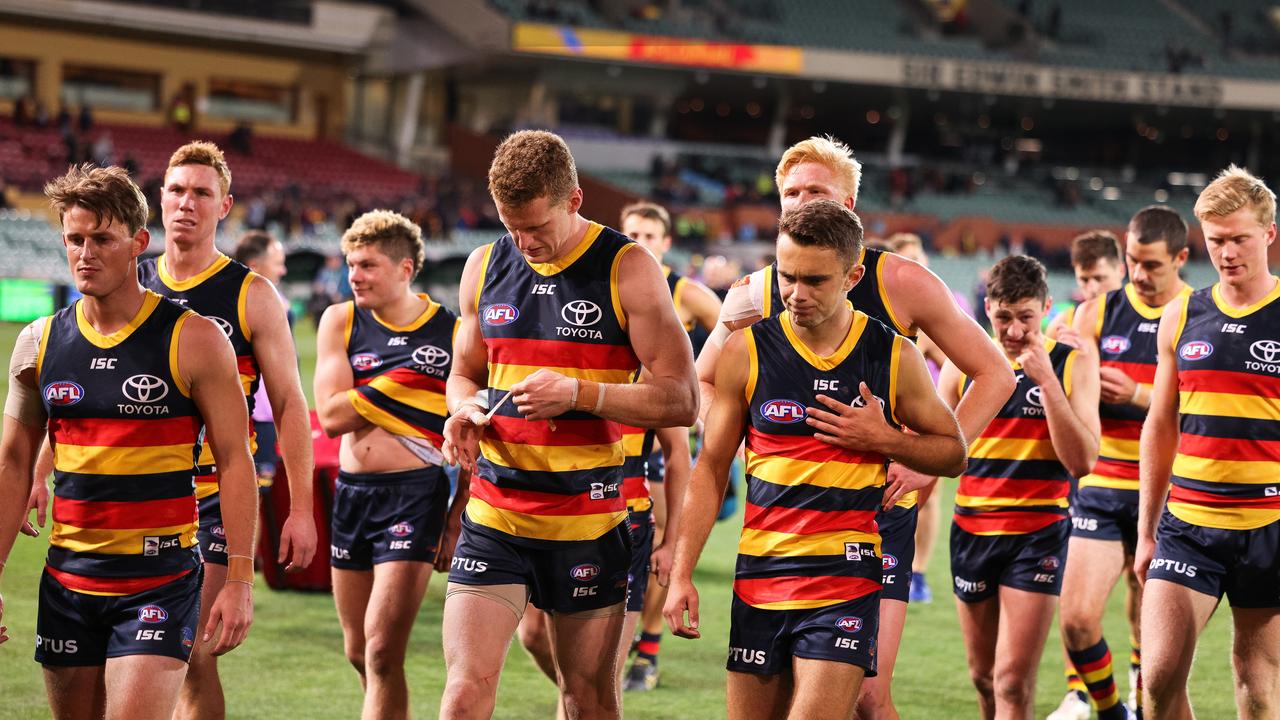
[
  {"x1": 47, "y1": 566, "x2": 193, "y2": 596},
  {"x1": 486, "y1": 337, "x2": 638, "y2": 371},
  {"x1": 195, "y1": 473, "x2": 218, "y2": 485},
  {"x1": 975, "y1": 416, "x2": 1051, "y2": 440},
  {"x1": 487, "y1": 414, "x2": 621, "y2": 447},
  {"x1": 48, "y1": 416, "x2": 201, "y2": 448},
  {"x1": 1100, "y1": 418, "x2": 1143, "y2": 441},
  {"x1": 54, "y1": 496, "x2": 196, "y2": 529},
  {"x1": 470, "y1": 475, "x2": 625, "y2": 515},
  {"x1": 958, "y1": 475, "x2": 1069, "y2": 500},
  {"x1": 742, "y1": 502, "x2": 877, "y2": 536},
  {"x1": 1100, "y1": 360, "x2": 1156, "y2": 384},
  {"x1": 354, "y1": 366, "x2": 446, "y2": 392},
  {"x1": 1178, "y1": 433, "x2": 1280, "y2": 463},
  {"x1": 1090, "y1": 458, "x2": 1140, "y2": 480},
  {"x1": 1169, "y1": 485, "x2": 1280, "y2": 509},
  {"x1": 953, "y1": 511, "x2": 1064, "y2": 535},
  {"x1": 236, "y1": 354, "x2": 257, "y2": 377},
  {"x1": 623, "y1": 475, "x2": 649, "y2": 501},
  {"x1": 746, "y1": 427, "x2": 883, "y2": 465},
  {"x1": 734, "y1": 574, "x2": 881, "y2": 606},
  {"x1": 1180, "y1": 368, "x2": 1280, "y2": 399}
]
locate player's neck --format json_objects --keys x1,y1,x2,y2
[
  {"x1": 163, "y1": 236, "x2": 221, "y2": 280},
  {"x1": 81, "y1": 280, "x2": 148, "y2": 335},
  {"x1": 794, "y1": 305, "x2": 854, "y2": 356},
  {"x1": 372, "y1": 289, "x2": 428, "y2": 327},
  {"x1": 1143, "y1": 279, "x2": 1187, "y2": 308},
  {"x1": 548, "y1": 215, "x2": 590, "y2": 264},
  {"x1": 1219, "y1": 271, "x2": 1277, "y2": 308}
]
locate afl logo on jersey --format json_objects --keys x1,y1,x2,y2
[
  {"x1": 351, "y1": 353, "x2": 382, "y2": 371},
  {"x1": 1179, "y1": 341, "x2": 1213, "y2": 361},
  {"x1": 561, "y1": 300, "x2": 602, "y2": 327},
  {"x1": 122, "y1": 375, "x2": 169, "y2": 403},
  {"x1": 1100, "y1": 335, "x2": 1130, "y2": 354},
  {"x1": 835, "y1": 617, "x2": 863, "y2": 633},
  {"x1": 44, "y1": 381, "x2": 84, "y2": 406},
  {"x1": 761, "y1": 399, "x2": 807, "y2": 424},
  {"x1": 412, "y1": 345, "x2": 450, "y2": 367},
  {"x1": 483, "y1": 304, "x2": 519, "y2": 326},
  {"x1": 209, "y1": 316, "x2": 234, "y2": 338}
]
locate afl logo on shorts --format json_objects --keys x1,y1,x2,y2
[
  {"x1": 483, "y1": 304, "x2": 519, "y2": 326},
  {"x1": 351, "y1": 353, "x2": 382, "y2": 371},
  {"x1": 761, "y1": 399, "x2": 806, "y2": 424},
  {"x1": 388, "y1": 522, "x2": 414, "y2": 538},
  {"x1": 1100, "y1": 335, "x2": 1130, "y2": 354},
  {"x1": 1040, "y1": 556, "x2": 1061, "y2": 571},
  {"x1": 570, "y1": 563, "x2": 600, "y2": 582},
  {"x1": 138, "y1": 605, "x2": 168, "y2": 624},
  {"x1": 122, "y1": 374, "x2": 169, "y2": 403},
  {"x1": 882, "y1": 554, "x2": 898, "y2": 571},
  {"x1": 835, "y1": 616, "x2": 863, "y2": 633},
  {"x1": 1179, "y1": 341, "x2": 1213, "y2": 361},
  {"x1": 44, "y1": 381, "x2": 84, "y2": 406}
]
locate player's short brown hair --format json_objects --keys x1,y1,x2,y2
[
  {"x1": 775, "y1": 135, "x2": 862, "y2": 205},
  {"x1": 1194, "y1": 164, "x2": 1277, "y2": 228},
  {"x1": 888, "y1": 232, "x2": 923, "y2": 255},
  {"x1": 167, "y1": 141, "x2": 232, "y2": 196},
  {"x1": 488, "y1": 130, "x2": 578, "y2": 208},
  {"x1": 1129, "y1": 206, "x2": 1188, "y2": 255},
  {"x1": 1070, "y1": 230, "x2": 1121, "y2": 269},
  {"x1": 987, "y1": 254, "x2": 1048, "y2": 304},
  {"x1": 777, "y1": 199, "x2": 864, "y2": 269},
  {"x1": 44, "y1": 164, "x2": 148, "y2": 235},
  {"x1": 341, "y1": 210, "x2": 425, "y2": 279},
  {"x1": 234, "y1": 230, "x2": 279, "y2": 266},
  {"x1": 620, "y1": 201, "x2": 672, "y2": 238}
]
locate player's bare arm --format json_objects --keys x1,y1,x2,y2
[
  {"x1": 681, "y1": 279, "x2": 724, "y2": 334},
  {"x1": 695, "y1": 272, "x2": 762, "y2": 422},
  {"x1": 181, "y1": 315, "x2": 257, "y2": 656},
  {"x1": 1134, "y1": 298, "x2": 1185, "y2": 584},
  {"x1": 513, "y1": 245, "x2": 698, "y2": 428},
  {"x1": 650, "y1": 424, "x2": 692, "y2": 587},
  {"x1": 20, "y1": 436, "x2": 50, "y2": 538},
  {"x1": 442, "y1": 245, "x2": 492, "y2": 472},
  {"x1": 314, "y1": 301, "x2": 371, "y2": 437},
  {"x1": 0, "y1": 359, "x2": 47, "y2": 645},
  {"x1": 665, "y1": 331, "x2": 749, "y2": 639},
  {"x1": 1019, "y1": 337, "x2": 1101, "y2": 478},
  {"x1": 245, "y1": 273, "x2": 317, "y2": 570}
]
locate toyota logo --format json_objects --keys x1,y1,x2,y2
[
  {"x1": 1025, "y1": 386, "x2": 1044, "y2": 407},
  {"x1": 561, "y1": 300, "x2": 602, "y2": 327},
  {"x1": 412, "y1": 345, "x2": 451, "y2": 367},
  {"x1": 210, "y1": 317, "x2": 234, "y2": 337},
  {"x1": 1250, "y1": 339, "x2": 1280, "y2": 364},
  {"x1": 122, "y1": 374, "x2": 170, "y2": 403}
]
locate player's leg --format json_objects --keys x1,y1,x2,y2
[
  {"x1": 1059, "y1": 536, "x2": 1129, "y2": 718},
  {"x1": 617, "y1": 609, "x2": 641, "y2": 684},
  {"x1": 726, "y1": 671, "x2": 793, "y2": 720},
  {"x1": 37, "y1": 568, "x2": 109, "y2": 719},
  {"x1": 517, "y1": 607, "x2": 558, "y2": 681},
  {"x1": 791, "y1": 657, "x2": 865, "y2": 720},
  {"x1": 1139, "y1": 579, "x2": 1216, "y2": 719},
  {"x1": 910, "y1": 493, "x2": 938, "y2": 603},
  {"x1": 43, "y1": 666, "x2": 106, "y2": 720},
  {"x1": 331, "y1": 476, "x2": 376, "y2": 686},
  {"x1": 992, "y1": 586, "x2": 1057, "y2": 718},
  {"x1": 1123, "y1": 562, "x2": 1143, "y2": 712},
  {"x1": 175, "y1": 496, "x2": 226, "y2": 720},
  {"x1": 332, "y1": 569, "x2": 373, "y2": 686},
  {"x1": 857, "y1": 505, "x2": 915, "y2": 719},
  {"x1": 955, "y1": 595, "x2": 1000, "y2": 720},
  {"x1": 855, "y1": 599, "x2": 904, "y2": 720},
  {"x1": 618, "y1": 513, "x2": 652, "y2": 690},
  {"x1": 1230, "y1": 607, "x2": 1280, "y2": 718},
  {"x1": 361, "y1": 561, "x2": 431, "y2": 720},
  {"x1": 439, "y1": 586, "x2": 526, "y2": 720},
  {"x1": 103, "y1": 654, "x2": 189, "y2": 720},
  {"x1": 549, "y1": 606, "x2": 627, "y2": 720}
]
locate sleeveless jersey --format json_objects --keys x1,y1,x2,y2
[
  {"x1": 954, "y1": 339, "x2": 1077, "y2": 536},
  {"x1": 139, "y1": 254, "x2": 260, "y2": 499},
  {"x1": 1167, "y1": 281, "x2": 1280, "y2": 530},
  {"x1": 737, "y1": 307, "x2": 901, "y2": 610},
  {"x1": 38, "y1": 292, "x2": 203, "y2": 596},
  {"x1": 1081, "y1": 284, "x2": 1190, "y2": 492},
  {"x1": 470, "y1": 223, "x2": 642, "y2": 543},
  {"x1": 344, "y1": 294, "x2": 457, "y2": 447}
]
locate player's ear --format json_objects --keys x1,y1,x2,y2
[
  {"x1": 219, "y1": 192, "x2": 234, "y2": 220},
  {"x1": 845, "y1": 261, "x2": 864, "y2": 292},
  {"x1": 564, "y1": 187, "x2": 584, "y2": 216},
  {"x1": 133, "y1": 227, "x2": 151, "y2": 257}
]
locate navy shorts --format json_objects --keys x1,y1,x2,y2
[
  {"x1": 330, "y1": 467, "x2": 450, "y2": 570},
  {"x1": 448, "y1": 515, "x2": 631, "y2": 614},
  {"x1": 36, "y1": 566, "x2": 203, "y2": 667},
  {"x1": 627, "y1": 509, "x2": 655, "y2": 612},
  {"x1": 1070, "y1": 485, "x2": 1139, "y2": 552},
  {"x1": 950, "y1": 519, "x2": 1069, "y2": 603},
  {"x1": 877, "y1": 504, "x2": 918, "y2": 603},
  {"x1": 726, "y1": 592, "x2": 880, "y2": 677},
  {"x1": 1147, "y1": 510, "x2": 1280, "y2": 608},
  {"x1": 197, "y1": 494, "x2": 227, "y2": 566}
]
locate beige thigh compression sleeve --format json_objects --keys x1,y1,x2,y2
[
  {"x1": 445, "y1": 582, "x2": 529, "y2": 622},
  {"x1": 553, "y1": 601, "x2": 626, "y2": 620}
]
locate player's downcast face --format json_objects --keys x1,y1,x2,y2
[
  {"x1": 62, "y1": 205, "x2": 146, "y2": 297},
  {"x1": 775, "y1": 233, "x2": 855, "y2": 329},
  {"x1": 346, "y1": 244, "x2": 409, "y2": 309},
  {"x1": 496, "y1": 195, "x2": 574, "y2": 262},
  {"x1": 161, "y1": 164, "x2": 231, "y2": 247},
  {"x1": 1200, "y1": 206, "x2": 1277, "y2": 285},
  {"x1": 1074, "y1": 258, "x2": 1124, "y2": 301},
  {"x1": 779, "y1": 162, "x2": 851, "y2": 213},
  {"x1": 1124, "y1": 235, "x2": 1184, "y2": 301},
  {"x1": 988, "y1": 297, "x2": 1048, "y2": 358}
]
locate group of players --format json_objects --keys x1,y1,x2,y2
[{"x1": 0, "y1": 127, "x2": 1275, "y2": 720}]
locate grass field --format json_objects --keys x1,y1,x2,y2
[{"x1": 0, "y1": 319, "x2": 1241, "y2": 718}]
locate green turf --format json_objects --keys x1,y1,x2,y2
[{"x1": 0, "y1": 320, "x2": 1242, "y2": 718}]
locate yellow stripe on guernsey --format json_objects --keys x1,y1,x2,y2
[
  {"x1": 955, "y1": 494, "x2": 1069, "y2": 510},
  {"x1": 1179, "y1": 391, "x2": 1280, "y2": 421},
  {"x1": 50, "y1": 523, "x2": 198, "y2": 555},
  {"x1": 55, "y1": 443, "x2": 199, "y2": 476},
  {"x1": 482, "y1": 440, "x2": 624, "y2": 473},
  {"x1": 488, "y1": 364, "x2": 635, "y2": 392},
  {"x1": 744, "y1": 452, "x2": 884, "y2": 491},
  {"x1": 738, "y1": 528, "x2": 881, "y2": 558},
  {"x1": 365, "y1": 374, "x2": 447, "y2": 416},
  {"x1": 1167, "y1": 502, "x2": 1277, "y2": 531},
  {"x1": 622, "y1": 431, "x2": 646, "y2": 456},
  {"x1": 347, "y1": 390, "x2": 442, "y2": 439},
  {"x1": 968, "y1": 436, "x2": 1059, "y2": 462},
  {"x1": 1172, "y1": 455, "x2": 1277, "y2": 485},
  {"x1": 465, "y1": 496, "x2": 627, "y2": 542}
]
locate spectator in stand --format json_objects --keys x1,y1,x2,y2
[
  {"x1": 229, "y1": 121, "x2": 253, "y2": 156},
  {"x1": 13, "y1": 94, "x2": 33, "y2": 126},
  {"x1": 78, "y1": 104, "x2": 93, "y2": 133}
]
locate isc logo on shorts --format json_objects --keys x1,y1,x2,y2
[
  {"x1": 570, "y1": 563, "x2": 600, "y2": 582},
  {"x1": 761, "y1": 399, "x2": 806, "y2": 424},
  {"x1": 138, "y1": 605, "x2": 168, "y2": 624}
]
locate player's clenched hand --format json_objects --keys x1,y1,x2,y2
[
  {"x1": 1133, "y1": 536, "x2": 1155, "y2": 587},
  {"x1": 21, "y1": 478, "x2": 47, "y2": 538},
  {"x1": 806, "y1": 384, "x2": 892, "y2": 453},
  {"x1": 278, "y1": 513, "x2": 317, "y2": 572},
  {"x1": 511, "y1": 369, "x2": 574, "y2": 420},
  {"x1": 1099, "y1": 366, "x2": 1139, "y2": 406},
  {"x1": 882, "y1": 463, "x2": 938, "y2": 510},
  {"x1": 442, "y1": 407, "x2": 487, "y2": 472},
  {"x1": 1016, "y1": 341, "x2": 1056, "y2": 388},
  {"x1": 204, "y1": 581, "x2": 253, "y2": 656},
  {"x1": 663, "y1": 578, "x2": 701, "y2": 639}
]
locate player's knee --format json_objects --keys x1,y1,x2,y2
[
  {"x1": 441, "y1": 676, "x2": 498, "y2": 719},
  {"x1": 1060, "y1": 616, "x2": 1098, "y2": 649},
  {"x1": 560, "y1": 673, "x2": 617, "y2": 715},
  {"x1": 363, "y1": 637, "x2": 405, "y2": 678},
  {"x1": 993, "y1": 673, "x2": 1034, "y2": 708},
  {"x1": 517, "y1": 621, "x2": 548, "y2": 654},
  {"x1": 967, "y1": 669, "x2": 994, "y2": 702}
]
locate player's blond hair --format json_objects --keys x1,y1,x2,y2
[
  {"x1": 341, "y1": 209, "x2": 425, "y2": 279},
  {"x1": 488, "y1": 130, "x2": 578, "y2": 208},
  {"x1": 45, "y1": 164, "x2": 149, "y2": 235},
  {"x1": 1194, "y1": 165, "x2": 1276, "y2": 228},
  {"x1": 775, "y1": 136, "x2": 862, "y2": 205},
  {"x1": 167, "y1": 141, "x2": 232, "y2": 196}
]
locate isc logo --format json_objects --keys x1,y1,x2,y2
[
  {"x1": 1179, "y1": 341, "x2": 1213, "y2": 361},
  {"x1": 44, "y1": 381, "x2": 84, "y2": 406},
  {"x1": 138, "y1": 605, "x2": 168, "y2": 624},
  {"x1": 571, "y1": 586, "x2": 598, "y2": 597},
  {"x1": 483, "y1": 304, "x2": 519, "y2": 326},
  {"x1": 835, "y1": 616, "x2": 863, "y2": 633},
  {"x1": 761, "y1": 399, "x2": 806, "y2": 424},
  {"x1": 351, "y1": 353, "x2": 383, "y2": 371},
  {"x1": 570, "y1": 563, "x2": 600, "y2": 582},
  {"x1": 135, "y1": 629, "x2": 166, "y2": 641},
  {"x1": 1100, "y1": 335, "x2": 1130, "y2": 354}
]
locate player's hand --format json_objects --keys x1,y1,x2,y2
[
  {"x1": 510, "y1": 369, "x2": 574, "y2": 420},
  {"x1": 1016, "y1": 340, "x2": 1056, "y2": 388},
  {"x1": 663, "y1": 578, "x2": 701, "y2": 639},
  {"x1": 1099, "y1": 366, "x2": 1139, "y2": 406},
  {"x1": 1133, "y1": 536, "x2": 1155, "y2": 587},
  {"x1": 20, "y1": 478, "x2": 48, "y2": 538},
  {"x1": 805, "y1": 384, "x2": 891, "y2": 453},
  {"x1": 434, "y1": 509, "x2": 464, "y2": 573},
  {"x1": 723, "y1": 314, "x2": 762, "y2": 332},
  {"x1": 442, "y1": 405, "x2": 488, "y2": 472},
  {"x1": 650, "y1": 541, "x2": 674, "y2": 588},
  {"x1": 278, "y1": 513, "x2": 317, "y2": 572},
  {"x1": 1055, "y1": 327, "x2": 1086, "y2": 353},
  {"x1": 882, "y1": 463, "x2": 938, "y2": 510},
  {"x1": 204, "y1": 580, "x2": 253, "y2": 656}
]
